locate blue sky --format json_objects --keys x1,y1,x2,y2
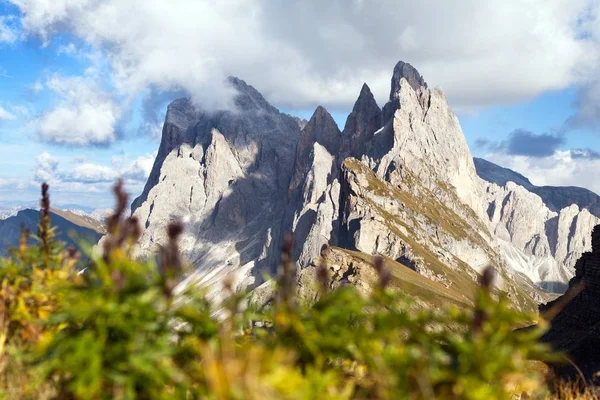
[{"x1": 2, "y1": 0, "x2": 600, "y2": 211}]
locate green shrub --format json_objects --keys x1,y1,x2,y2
[{"x1": 0, "y1": 183, "x2": 559, "y2": 399}]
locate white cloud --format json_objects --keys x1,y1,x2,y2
[
  {"x1": 67, "y1": 163, "x2": 119, "y2": 183},
  {"x1": 485, "y1": 151, "x2": 600, "y2": 195},
  {"x1": 20, "y1": 151, "x2": 156, "y2": 209},
  {"x1": 35, "y1": 152, "x2": 59, "y2": 182},
  {"x1": 121, "y1": 153, "x2": 155, "y2": 180},
  {"x1": 0, "y1": 106, "x2": 16, "y2": 120},
  {"x1": 34, "y1": 151, "x2": 155, "y2": 186},
  {"x1": 0, "y1": 16, "x2": 18, "y2": 43},
  {"x1": 10, "y1": 0, "x2": 600, "y2": 112},
  {"x1": 29, "y1": 80, "x2": 44, "y2": 94},
  {"x1": 36, "y1": 75, "x2": 120, "y2": 145}
]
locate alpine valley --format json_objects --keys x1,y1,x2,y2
[{"x1": 124, "y1": 61, "x2": 600, "y2": 310}]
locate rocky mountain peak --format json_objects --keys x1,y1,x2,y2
[
  {"x1": 474, "y1": 157, "x2": 533, "y2": 189},
  {"x1": 389, "y1": 61, "x2": 427, "y2": 100},
  {"x1": 226, "y1": 76, "x2": 279, "y2": 114},
  {"x1": 342, "y1": 83, "x2": 382, "y2": 158},
  {"x1": 312, "y1": 105, "x2": 333, "y2": 120},
  {"x1": 303, "y1": 106, "x2": 342, "y2": 153},
  {"x1": 292, "y1": 116, "x2": 308, "y2": 130},
  {"x1": 164, "y1": 98, "x2": 199, "y2": 129},
  {"x1": 358, "y1": 82, "x2": 374, "y2": 98},
  {"x1": 289, "y1": 106, "x2": 342, "y2": 193}
]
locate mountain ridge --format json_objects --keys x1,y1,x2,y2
[
  {"x1": 475, "y1": 157, "x2": 600, "y2": 218},
  {"x1": 124, "y1": 60, "x2": 584, "y2": 309},
  {"x1": 0, "y1": 208, "x2": 104, "y2": 256}
]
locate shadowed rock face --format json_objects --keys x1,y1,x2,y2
[
  {"x1": 289, "y1": 106, "x2": 342, "y2": 193},
  {"x1": 389, "y1": 60, "x2": 427, "y2": 99},
  {"x1": 539, "y1": 225, "x2": 600, "y2": 382},
  {"x1": 286, "y1": 106, "x2": 343, "y2": 267},
  {"x1": 130, "y1": 77, "x2": 301, "y2": 300},
  {"x1": 342, "y1": 84, "x2": 383, "y2": 159},
  {"x1": 132, "y1": 98, "x2": 202, "y2": 213}
]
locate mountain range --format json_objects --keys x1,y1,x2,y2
[
  {"x1": 120, "y1": 60, "x2": 600, "y2": 310},
  {"x1": 4, "y1": 60, "x2": 595, "y2": 308}
]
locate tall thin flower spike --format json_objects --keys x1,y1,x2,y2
[
  {"x1": 473, "y1": 266, "x2": 495, "y2": 332},
  {"x1": 158, "y1": 221, "x2": 185, "y2": 297},
  {"x1": 317, "y1": 244, "x2": 330, "y2": 293},
  {"x1": 19, "y1": 223, "x2": 30, "y2": 258},
  {"x1": 38, "y1": 183, "x2": 52, "y2": 259},
  {"x1": 278, "y1": 232, "x2": 295, "y2": 308}
]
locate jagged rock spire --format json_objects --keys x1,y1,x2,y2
[
  {"x1": 342, "y1": 83, "x2": 383, "y2": 158},
  {"x1": 302, "y1": 106, "x2": 342, "y2": 156},
  {"x1": 289, "y1": 105, "x2": 342, "y2": 192},
  {"x1": 389, "y1": 61, "x2": 427, "y2": 100},
  {"x1": 227, "y1": 76, "x2": 280, "y2": 113},
  {"x1": 382, "y1": 61, "x2": 429, "y2": 122}
]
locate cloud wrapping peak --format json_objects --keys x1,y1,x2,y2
[{"x1": 10, "y1": 0, "x2": 600, "y2": 113}]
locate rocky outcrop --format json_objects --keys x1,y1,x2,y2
[
  {"x1": 250, "y1": 246, "x2": 476, "y2": 310},
  {"x1": 539, "y1": 225, "x2": 600, "y2": 383},
  {"x1": 342, "y1": 84, "x2": 383, "y2": 159},
  {"x1": 287, "y1": 106, "x2": 343, "y2": 268}
]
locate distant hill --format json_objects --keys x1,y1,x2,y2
[{"x1": 0, "y1": 208, "x2": 105, "y2": 256}]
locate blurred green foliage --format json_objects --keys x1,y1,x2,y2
[{"x1": 0, "y1": 183, "x2": 562, "y2": 399}]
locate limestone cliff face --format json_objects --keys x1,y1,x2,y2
[
  {"x1": 477, "y1": 160, "x2": 600, "y2": 292},
  {"x1": 131, "y1": 77, "x2": 300, "y2": 299},
  {"x1": 342, "y1": 84, "x2": 383, "y2": 159},
  {"x1": 368, "y1": 62, "x2": 487, "y2": 222},
  {"x1": 128, "y1": 60, "x2": 569, "y2": 309},
  {"x1": 287, "y1": 106, "x2": 343, "y2": 268}
]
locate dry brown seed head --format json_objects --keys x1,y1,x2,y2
[
  {"x1": 373, "y1": 256, "x2": 384, "y2": 273},
  {"x1": 282, "y1": 232, "x2": 293, "y2": 256},
  {"x1": 167, "y1": 221, "x2": 184, "y2": 241},
  {"x1": 129, "y1": 217, "x2": 142, "y2": 240},
  {"x1": 478, "y1": 266, "x2": 495, "y2": 291}
]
